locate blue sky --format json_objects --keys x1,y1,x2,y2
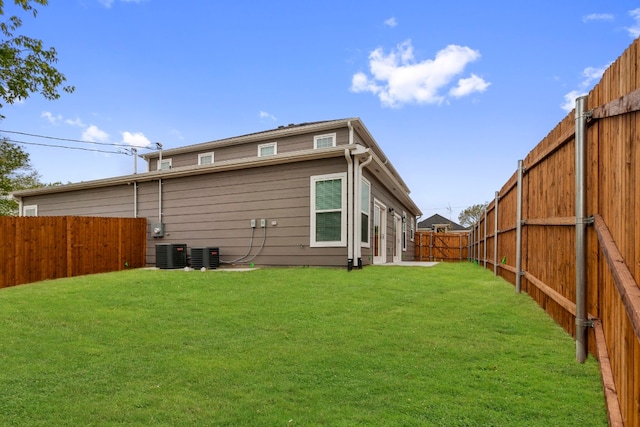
[{"x1": 3, "y1": 0, "x2": 640, "y2": 222}]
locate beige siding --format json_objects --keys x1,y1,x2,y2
[{"x1": 22, "y1": 185, "x2": 136, "y2": 218}]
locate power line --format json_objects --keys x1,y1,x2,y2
[
  {"x1": 0, "y1": 129, "x2": 155, "y2": 149},
  {"x1": 7, "y1": 138, "x2": 129, "y2": 155}
]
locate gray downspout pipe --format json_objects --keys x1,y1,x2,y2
[{"x1": 575, "y1": 95, "x2": 588, "y2": 363}]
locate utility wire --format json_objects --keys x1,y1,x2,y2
[
  {"x1": 0, "y1": 129, "x2": 155, "y2": 149},
  {"x1": 7, "y1": 138, "x2": 129, "y2": 155}
]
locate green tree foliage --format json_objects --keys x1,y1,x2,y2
[
  {"x1": 0, "y1": 0, "x2": 74, "y2": 115},
  {"x1": 0, "y1": 1, "x2": 74, "y2": 214},
  {"x1": 0, "y1": 138, "x2": 41, "y2": 215},
  {"x1": 458, "y1": 203, "x2": 487, "y2": 228}
]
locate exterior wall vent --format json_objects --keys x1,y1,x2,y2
[
  {"x1": 155, "y1": 243, "x2": 187, "y2": 269},
  {"x1": 191, "y1": 247, "x2": 220, "y2": 269}
]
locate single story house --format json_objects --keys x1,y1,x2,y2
[
  {"x1": 13, "y1": 118, "x2": 422, "y2": 268},
  {"x1": 417, "y1": 214, "x2": 468, "y2": 233}
]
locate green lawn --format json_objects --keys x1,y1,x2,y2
[{"x1": 0, "y1": 263, "x2": 606, "y2": 426}]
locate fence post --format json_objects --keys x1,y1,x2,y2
[
  {"x1": 494, "y1": 190, "x2": 499, "y2": 275},
  {"x1": 429, "y1": 232, "x2": 433, "y2": 261},
  {"x1": 575, "y1": 95, "x2": 589, "y2": 363},
  {"x1": 515, "y1": 159, "x2": 524, "y2": 293},
  {"x1": 477, "y1": 221, "x2": 481, "y2": 264},
  {"x1": 483, "y1": 207, "x2": 487, "y2": 269}
]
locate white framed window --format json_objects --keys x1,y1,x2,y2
[
  {"x1": 410, "y1": 217, "x2": 415, "y2": 242},
  {"x1": 402, "y1": 212, "x2": 407, "y2": 251},
  {"x1": 360, "y1": 178, "x2": 371, "y2": 247},
  {"x1": 23, "y1": 205, "x2": 38, "y2": 217},
  {"x1": 314, "y1": 133, "x2": 336, "y2": 149},
  {"x1": 310, "y1": 172, "x2": 347, "y2": 247},
  {"x1": 158, "y1": 158, "x2": 172, "y2": 170},
  {"x1": 258, "y1": 142, "x2": 277, "y2": 157},
  {"x1": 198, "y1": 152, "x2": 214, "y2": 165}
]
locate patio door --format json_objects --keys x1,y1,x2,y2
[
  {"x1": 373, "y1": 200, "x2": 386, "y2": 264},
  {"x1": 393, "y1": 213, "x2": 402, "y2": 262}
]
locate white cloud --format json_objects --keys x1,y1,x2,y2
[
  {"x1": 561, "y1": 65, "x2": 608, "y2": 112},
  {"x1": 626, "y1": 8, "x2": 640, "y2": 38},
  {"x1": 384, "y1": 17, "x2": 397, "y2": 28},
  {"x1": 351, "y1": 40, "x2": 489, "y2": 107},
  {"x1": 82, "y1": 125, "x2": 110, "y2": 143},
  {"x1": 98, "y1": 0, "x2": 145, "y2": 8},
  {"x1": 582, "y1": 13, "x2": 614, "y2": 23},
  {"x1": 561, "y1": 90, "x2": 586, "y2": 112},
  {"x1": 41, "y1": 111, "x2": 62, "y2": 124},
  {"x1": 121, "y1": 131, "x2": 151, "y2": 148},
  {"x1": 259, "y1": 111, "x2": 277, "y2": 121},
  {"x1": 449, "y1": 74, "x2": 491, "y2": 98},
  {"x1": 65, "y1": 117, "x2": 86, "y2": 127}
]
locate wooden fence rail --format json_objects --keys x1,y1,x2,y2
[
  {"x1": 468, "y1": 37, "x2": 640, "y2": 426},
  {"x1": 0, "y1": 216, "x2": 146, "y2": 288}
]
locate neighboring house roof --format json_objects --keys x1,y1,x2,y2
[
  {"x1": 417, "y1": 214, "x2": 468, "y2": 231},
  {"x1": 13, "y1": 118, "x2": 422, "y2": 216}
]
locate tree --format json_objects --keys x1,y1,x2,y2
[
  {"x1": 0, "y1": 1, "x2": 74, "y2": 214},
  {"x1": 0, "y1": 138, "x2": 41, "y2": 214},
  {"x1": 0, "y1": 0, "x2": 74, "y2": 115},
  {"x1": 458, "y1": 203, "x2": 487, "y2": 228}
]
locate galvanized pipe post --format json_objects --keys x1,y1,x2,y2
[
  {"x1": 575, "y1": 95, "x2": 589, "y2": 363},
  {"x1": 494, "y1": 191, "x2": 499, "y2": 275},
  {"x1": 515, "y1": 160, "x2": 524, "y2": 293},
  {"x1": 483, "y1": 207, "x2": 487, "y2": 269}
]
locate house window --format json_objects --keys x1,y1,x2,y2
[
  {"x1": 410, "y1": 217, "x2": 415, "y2": 242},
  {"x1": 314, "y1": 133, "x2": 336, "y2": 149},
  {"x1": 360, "y1": 178, "x2": 370, "y2": 246},
  {"x1": 158, "y1": 158, "x2": 172, "y2": 170},
  {"x1": 310, "y1": 173, "x2": 347, "y2": 247},
  {"x1": 198, "y1": 152, "x2": 214, "y2": 165},
  {"x1": 258, "y1": 142, "x2": 277, "y2": 157},
  {"x1": 23, "y1": 205, "x2": 37, "y2": 216},
  {"x1": 402, "y1": 212, "x2": 407, "y2": 251}
]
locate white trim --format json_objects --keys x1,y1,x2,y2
[
  {"x1": 158, "y1": 158, "x2": 172, "y2": 170},
  {"x1": 198, "y1": 152, "x2": 214, "y2": 165},
  {"x1": 310, "y1": 172, "x2": 347, "y2": 247},
  {"x1": 314, "y1": 133, "x2": 336, "y2": 149},
  {"x1": 373, "y1": 199, "x2": 387, "y2": 264},
  {"x1": 258, "y1": 142, "x2": 277, "y2": 157},
  {"x1": 23, "y1": 204, "x2": 38, "y2": 217},
  {"x1": 360, "y1": 177, "x2": 371, "y2": 248}
]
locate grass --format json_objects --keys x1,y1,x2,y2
[{"x1": 0, "y1": 263, "x2": 606, "y2": 426}]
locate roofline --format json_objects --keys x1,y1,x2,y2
[
  {"x1": 141, "y1": 118, "x2": 359, "y2": 159},
  {"x1": 13, "y1": 145, "x2": 353, "y2": 197}
]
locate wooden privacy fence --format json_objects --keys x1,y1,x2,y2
[
  {"x1": 470, "y1": 38, "x2": 640, "y2": 427},
  {"x1": 414, "y1": 231, "x2": 469, "y2": 262},
  {"x1": 0, "y1": 216, "x2": 146, "y2": 288}
]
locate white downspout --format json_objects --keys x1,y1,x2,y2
[
  {"x1": 344, "y1": 148, "x2": 354, "y2": 270},
  {"x1": 346, "y1": 120, "x2": 356, "y2": 271},
  {"x1": 355, "y1": 152, "x2": 373, "y2": 267}
]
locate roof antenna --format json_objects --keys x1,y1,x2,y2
[{"x1": 447, "y1": 203, "x2": 453, "y2": 220}]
